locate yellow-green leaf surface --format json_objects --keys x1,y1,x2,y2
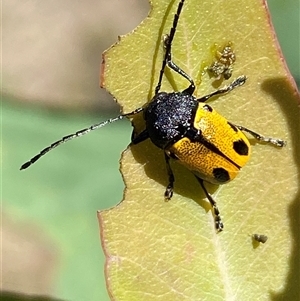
[{"x1": 98, "y1": 0, "x2": 300, "y2": 300}]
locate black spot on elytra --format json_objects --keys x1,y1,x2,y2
[
  {"x1": 213, "y1": 168, "x2": 230, "y2": 183},
  {"x1": 233, "y1": 139, "x2": 249, "y2": 156}
]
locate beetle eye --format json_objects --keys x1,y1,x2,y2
[{"x1": 203, "y1": 104, "x2": 213, "y2": 112}]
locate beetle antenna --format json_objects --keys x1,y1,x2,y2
[
  {"x1": 155, "y1": 0, "x2": 185, "y2": 94},
  {"x1": 20, "y1": 107, "x2": 143, "y2": 170}
]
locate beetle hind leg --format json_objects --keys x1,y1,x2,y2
[
  {"x1": 232, "y1": 124, "x2": 287, "y2": 147},
  {"x1": 195, "y1": 177, "x2": 224, "y2": 232}
]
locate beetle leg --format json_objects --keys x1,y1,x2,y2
[
  {"x1": 195, "y1": 177, "x2": 224, "y2": 232},
  {"x1": 197, "y1": 75, "x2": 246, "y2": 103},
  {"x1": 163, "y1": 34, "x2": 195, "y2": 95},
  {"x1": 131, "y1": 129, "x2": 149, "y2": 145},
  {"x1": 164, "y1": 153, "x2": 175, "y2": 200},
  {"x1": 232, "y1": 124, "x2": 286, "y2": 147}
]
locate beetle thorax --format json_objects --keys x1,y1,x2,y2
[{"x1": 144, "y1": 92, "x2": 198, "y2": 149}]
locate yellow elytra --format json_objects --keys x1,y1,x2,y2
[{"x1": 168, "y1": 103, "x2": 251, "y2": 185}]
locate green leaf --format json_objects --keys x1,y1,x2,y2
[{"x1": 98, "y1": 0, "x2": 300, "y2": 300}]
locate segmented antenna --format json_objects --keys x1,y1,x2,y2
[
  {"x1": 20, "y1": 108, "x2": 143, "y2": 170},
  {"x1": 155, "y1": 0, "x2": 185, "y2": 94},
  {"x1": 20, "y1": 0, "x2": 187, "y2": 170}
]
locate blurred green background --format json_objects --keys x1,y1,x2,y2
[{"x1": 2, "y1": 0, "x2": 299, "y2": 300}]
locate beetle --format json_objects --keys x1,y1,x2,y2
[{"x1": 21, "y1": 0, "x2": 286, "y2": 231}]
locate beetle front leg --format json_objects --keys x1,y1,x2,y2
[
  {"x1": 164, "y1": 153, "x2": 175, "y2": 200},
  {"x1": 195, "y1": 177, "x2": 224, "y2": 232},
  {"x1": 163, "y1": 34, "x2": 195, "y2": 95},
  {"x1": 231, "y1": 123, "x2": 287, "y2": 147},
  {"x1": 197, "y1": 75, "x2": 246, "y2": 103}
]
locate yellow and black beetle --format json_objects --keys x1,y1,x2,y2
[{"x1": 21, "y1": 0, "x2": 286, "y2": 231}]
